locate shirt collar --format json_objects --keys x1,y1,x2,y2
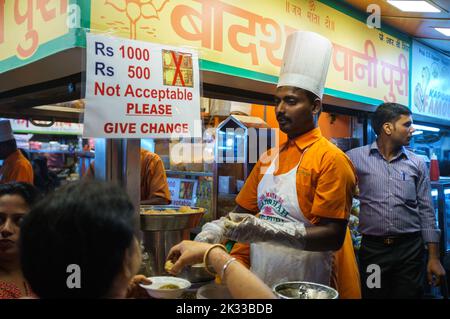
[
  {"x1": 290, "y1": 127, "x2": 322, "y2": 151},
  {"x1": 369, "y1": 141, "x2": 409, "y2": 160}
]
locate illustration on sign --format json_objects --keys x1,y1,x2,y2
[
  {"x1": 412, "y1": 41, "x2": 450, "y2": 120},
  {"x1": 162, "y1": 50, "x2": 194, "y2": 87},
  {"x1": 167, "y1": 177, "x2": 198, "y2": 206},
  {"x1": 104, "y1": 0, "x2": 169, "y2": 40}
]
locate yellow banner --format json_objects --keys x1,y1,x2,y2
[
  {"x1": 90, "y1": 0, "x2": 409, "y2": 105},
  {"x1": 0, "y1": 0, "x2": 69, "y2": 62}
]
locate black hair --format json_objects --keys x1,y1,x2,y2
[
  {"x1": 32, "y1": 157, "x2": 60, "y2": 195},
  {"x1": 0, "y1": 182, "x2": 40, "y2": 207},
  {"x1": 371, "y1": 103, "x2": 412, "y2": 135},
  {"x1": 20, "y1": 181, "x2": 137, "y2": 298},
  {"x1": 0, "y1": 139, "x2": 17, "y2": 158}
]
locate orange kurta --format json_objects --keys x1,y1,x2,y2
[
  {"x1": 233, "y1": 127, "x2": 361, "y2": 299},
  {"x1": 85, "y1": 149, "x2": 171, "y2": 203},
  {"x1": 0, "y1": 150, "x2": 34, "y2": 184},
  {"x1": 139, "y1": 149, "x2": 171, "y2": 202}
]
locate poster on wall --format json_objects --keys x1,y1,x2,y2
[
  {"x1": 411, "y1": 40, "x2": 450, "y2": 120},
  {"x1": 167, "y1": 177, "x2": 198, "y2": 206},
  {"x1": 84, "y1": 33, "x2": 201, "y2": 138}
]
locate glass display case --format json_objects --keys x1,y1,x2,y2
[
  {"x1": 431, "y1": 181, "x2": 450, "y2": 256},
  {"x1": 213, "y1": 115, "x2": 276, "y2": 219}
]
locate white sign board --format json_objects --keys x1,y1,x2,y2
[
  {"x1": 411, "y1": 41, "x2": 450, "y2": 120},
  {"x1": 167, "y1": 177, "x2": 198, "y2": 207},
  {"x1": 84, "y1": 33, "x2": 201, "y2": 138}
]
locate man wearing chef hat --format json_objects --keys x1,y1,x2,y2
[
  {"x1": 0, "y1": 120, "x2": 34, "y2": 184},
  {"x1": 196, "y1": 31, "x2": 361, "y2": 298}
]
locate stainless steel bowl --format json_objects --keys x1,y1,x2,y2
[
  {"x1": 140, "y1": 205, "x2": 206, "y2": 275},
  {"x1": 140, "y1": 205, "x2": 205, "y2": 231},
  {"x1": 179, "y1": 263, "x2": 215, "y2": 283},
  {"x1": 273, "y1": 281, "x2": 338, "y2": 299}
]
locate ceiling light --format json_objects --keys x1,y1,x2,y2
[
  {"x1": 412, "y1": 130, "x2": 423, "y2": 136},
  {"x1": 387, "y1": 1, "x2": 441, "y2": 13},
  {"x1": 412, "y1": 124, "x2": 440, "y2": 132},
  {"x1": 434, "y1": 27, "x2": 450, "y2": 36}
]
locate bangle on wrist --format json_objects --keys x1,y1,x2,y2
[
  {"x1": 220, "y1": 257, "x2": 237, "y2": 280},
  {"x1": 203, "y1": 244, "x2": 227, "y2": 276}
]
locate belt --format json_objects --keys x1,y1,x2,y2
[{"x1": 362, "y1": 232, "x2": 421, "y2": 246}]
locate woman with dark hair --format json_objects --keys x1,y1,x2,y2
[
  {"x1": 20, "y1": 181, "x2": 148, "y2": 298},
  {"x1": 31, "y1": 156, "x2": 60, "y2": 195},
  {"x1": 0, "y1": 182, "x2": 40, "y2": 299}
]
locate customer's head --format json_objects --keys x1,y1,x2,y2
[
  {"x1": 372, "y1": 103, "x2": 414, "y2": 146},
  {"x1": 0, "y1": 120, "x2": 16, "y2": 160},
  {"x1": 20, "y1": 181, "x2": 141, "y2": 298},
  {"x1": 0, "y1": 182, "x2": 39, "y2": 261}
]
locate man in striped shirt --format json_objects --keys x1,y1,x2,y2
[{"x1": 347, "y1": 103, "x2": 445, "y2": 298}]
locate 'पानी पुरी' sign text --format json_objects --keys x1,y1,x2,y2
[{"x1": 83, "y1": 33, "x2": 201, "y2": 138}]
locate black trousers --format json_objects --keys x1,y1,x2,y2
[{"x1": 358, "y1": 234, "x2": 425, "y2": 299}]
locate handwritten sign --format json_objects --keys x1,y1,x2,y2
[
  {"x1": 411, "y1": 40, "x2": 450, "y2": 120},
  {"x1": 167, "y1": 177, "x2": 198, "y2": 206},
  {"x1": 83, "y1": 33, "x2": 201, "y2": 138}
]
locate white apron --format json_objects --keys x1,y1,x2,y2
[{"x1": 251, "y1": 149, "x2": 332, "y2": 288}]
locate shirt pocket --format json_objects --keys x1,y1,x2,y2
[{"x1": 394, "y1": 177, "x2": 417, "y2": 204}]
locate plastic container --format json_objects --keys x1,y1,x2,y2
[{"x1": 430, "y1": 153, "x2": 440, "y2": 181}]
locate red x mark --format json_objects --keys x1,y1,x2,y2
[{"x1": 171, "y1": 51, "x2": 185, "y2": 87}]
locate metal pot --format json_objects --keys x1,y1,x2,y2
[
  {"x1": 273, "y1": 281, "x2": 338, "y2": 299},
  {"x1": 140, "y1": 205, "x2": 206, "y2": 275},
  {"x1": 179, "y1": 263, "x2": 215, "y2": 283}
]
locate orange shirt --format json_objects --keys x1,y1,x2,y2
[
  {"x1": 233, "y1": 127, "x2": 361, "y2": 299},
  {"x1": 0, "y1": 149, "x2": 34, "y2": 184},
  {"x1": 85, "y1": 149, "x2": 171, "y2": 202},
  {"x1": 139, "y1": 149, "x2": 171, "y2": 202}
]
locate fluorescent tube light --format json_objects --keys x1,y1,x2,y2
[
  {"x1": 412, "y1": 130, "x2": 423, "y2": 136},
  {"x1": 412, "y1": 124, "x2": 440, "y2": 132},
  {"x1": 434, "y1": 28, "x2": 450, "y2": 36},
  {"x1": 387, "y1": 1, "x2": 441, "y2": 13}
]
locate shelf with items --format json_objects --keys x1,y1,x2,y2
[
  {"x1": 165, "y1": 170, "x2": 213, "y2": 177},
  {"x1": 25, "y1": 149, "x2": 95, "y2": 158}
]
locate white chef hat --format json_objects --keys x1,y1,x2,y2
[
  {"x1": 230, "y1": 102, "x2": 252, "y2": 116},
  {"x1": 277, "y1": 31, "x2": 333, "y2": 99},
  {"x1": 0, "y1": 120, "x2": 14, "y2": 142}
]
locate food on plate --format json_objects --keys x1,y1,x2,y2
[{"x1": 159, "y1": 284, "x2": 180, "y2": 290}]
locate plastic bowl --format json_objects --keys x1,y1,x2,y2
[{"x1": 139, "y1": 276, "x2": 191, "y2": 299}]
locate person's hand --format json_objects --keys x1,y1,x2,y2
[
  {"x1": 126, "y1": 275, "x2": 152, "y2": 299},
  {"x1": 166, "y1": 240, "x2": 213, "y2": 275},
  {"x1": 427, "y1": 258, "x2": 446, "y2": 286}
]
